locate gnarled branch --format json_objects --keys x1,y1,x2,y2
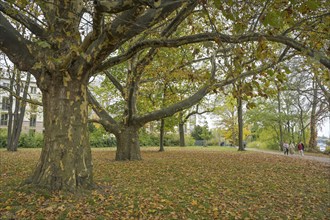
[
  {"x1": 97, "y1": 32, "x2": 330, "y2": 72},
  {"x1": 0, "y1": 13, "x2": 36, "y2": 71}
]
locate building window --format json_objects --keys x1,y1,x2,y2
[
  {"x1": 0, "y1": 113, "x2": 8, "y2": 126},
  {"x1": 30, "y1": 114, "x2": 37, "y2": 127},
  {"x1": 1, "y1": 97, "x2": 10, "y2": 110},
  {"x1": 30, "y1": 86, "x2": 37, "y2": 94}
]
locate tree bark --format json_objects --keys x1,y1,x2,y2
[
  {"x1": 179, "y1": 122, "x2": 185, "y2": 147},
  {"x1": 7, "y1": 72, "x2": 30, "y2": 151},
  {"x1": 237, "y1": 96, "x2": 245, "y2": 151},
  {"x1": 115, "y1": 125, "x2": 141, "y2": 160},
  {"x1": 277, "y1": 86, "x2": 283, "y2": 151},
  {"x1": 159, "y1": 119, "x2": 165, "y2": 152},
  {"x1": 308, "y1": 81, "x2": 318, "y2": 151},
  {"x1": 26, "y1": 76, "x2": 93, "y2": 191}
]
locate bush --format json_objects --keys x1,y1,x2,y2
[
  {"x1": 18, "y1": 133, "x2": 44, "y2": 148},
  {"x1": 248, "y1": 141, "x2": 268, "y2": 149},
  {"x1": 164, "y1": 133, "x2": 180, "y2": 146},
  {"x1": 90, "y1": 136, "x2": 116, "y2": 147},
  {"x1": 323, "y1": 146, "x2": 330, "y2": 155},
  {"x1": 89, "y1": 124, "x2": 116, "y2": 147},
  {"x1": 139, "y1": 130, "x2": 159, "y2": 146},
  {"x1": 0, "y1": 129, "x2": 7, "y2": 148}
]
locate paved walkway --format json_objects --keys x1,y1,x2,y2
[{"x1": 247, "y1": 148, "x2": 330, "y2": 165}]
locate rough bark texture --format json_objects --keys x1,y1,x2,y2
[
  {"x1": 115, "y1": 126, "x2": 141, "y2": 161},
  {"x1": 159, "y1": 119, "x2": 165, "y2": 152},
  {"x1": 8, "y1": 72, "x2": 30, "y2": 151},
  {"x1": 27, "y1": 75, "x2": 93, "y2": 191},
  {"x1": 179, "y1": 122, "x2": 185, "y2": 147},
  {"x1": 277, "y1": 87, "x2": 283, "y2": 151},
  {"x1": 237, "y1": 96, "x2": 245, "y2": 151},
  {"x1": 308, "y1": 83, "x2": 318, "y2": 151}
]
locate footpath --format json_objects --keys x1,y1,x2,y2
[{"x1": 247, "y1": 148, "x2": 330, "y2": 165}]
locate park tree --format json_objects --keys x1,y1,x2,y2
[
  {"x1": 178, "y1": 103, "x2": 213, "y2": 147},
  {"x1": 0, "y1": 0, "x2": 206, "y2": 190},
  {"x1": 1, "y1": 0, "x2": 329, "y2": 191}
]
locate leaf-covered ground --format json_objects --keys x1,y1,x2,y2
[{"x1": 1, "y1": 147, "x2": 329, "y2": 219}]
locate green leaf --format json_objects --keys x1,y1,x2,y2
[
  {"x1": 213, "y1": 0, "x2": 222, "y2": 10},
  {"x1": 306, "y1": 0, "x2": 319, "y2": 10},
  {"x1": 263, "y1": 11, "x2": 282, "y2": 28},
  {"x1": 36, "y1": 40, "x2": 51, "y2": 49}
]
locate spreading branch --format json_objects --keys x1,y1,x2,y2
[
  {"x1": 0, "y1": 1, "x2": 47, "y2": 39},
  {"x1": 87, "y1": 89, "x2": 120, "y2": 134},
  {"x1": 96, "y1": 32, "x2": 330, "y2": 72},
  {"x1": 0, "y1": 13, "x2": 36, "y2": 71}
]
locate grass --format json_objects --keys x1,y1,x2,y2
[{"x1": 1, "y1": 147, "x2": 329, "y2": 219}]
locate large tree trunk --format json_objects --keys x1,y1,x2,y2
[
  {"x1": 27, "y1": 76, "x2": 93, "y2": 191},
  {"x1": 116, "y1": 126, "x2": 141, "y2": 160}
]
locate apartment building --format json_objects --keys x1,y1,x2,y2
[{"x1": 0, "y1": 75, "x2": 43, "y2": 134}]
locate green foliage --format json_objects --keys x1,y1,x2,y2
[
  {"x1": 0, "y1": 129, "x2": 7, "y2": 148},
  {"x1": 323, "y1": 146, "x2": 330, "y2": 155},
  {"x1": 139, "y1": 130, "x2": 159, "y2": 146},
  {"x1": 0, "y1": 129, "x2": 44, "y2": 148},
  {"x1": 89, "y1": 124, "x2": 116, "y2": 147},
  {"x1": 191, "y1": 125, "x2": 213, "y2": 141},
  {"x1": 18, "y1": 133, "x2": 44, "y2": 148},
  {"x1": 248, "y1": 141, "x2": 271, "y2": 150}
]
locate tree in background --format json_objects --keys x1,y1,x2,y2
[{"x1": 191, "y1": 124, "x2": 212, "y2": 146}]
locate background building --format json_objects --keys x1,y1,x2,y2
[{"x1": 0, "y1": 75, "x2": 43, "y2": 134}]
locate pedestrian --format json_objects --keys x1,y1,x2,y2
[
  {"x1": 283, "y1": 141, "x2": 289, "y2": 155},
  {"x1": 289, "y1": 142, "x2": 295, "y2": 155},
  {"x1": 297, "y1": 142, "x2": 304, "y2": 156}
]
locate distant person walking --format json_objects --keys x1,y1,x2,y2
[
  {"x1": 283, "y1": 141, "x2": 289, "y2": 155},
  {"x1": 289, "y1": 142, "x2": 295, "y2": 155},
  {"x1": 298, "y1": 142, "x2": 304, "y2": 156}
]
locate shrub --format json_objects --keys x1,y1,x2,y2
[
  {"x1": 248, "y1": 141, "x2": 268, "y2": 149},
  {"x1": 139, "y1": 130, "x2": 159, "y2": 146},
  {"x1": 164, "y1": 133, "x2": 180, "y2": 146},
  {"x1": 323, "y1": 146, "x2": 330, "y2": 155},
  {"x1": 18, "y1": 133, "x2": 44, "y2": 148},
  {"x1": 89, "y1": 124, "x2": 116, "y2": 147},
  {"x1": 0, "y1": 129, "x2": 7, "y2": 148}
]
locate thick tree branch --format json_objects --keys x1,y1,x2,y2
[
  {"x1": 134, "y1": 0, "x2": 198, "y2": 72},
  {"x1": 135, "y1": 84, "x2": 212, "y2": 126},
  {"x1": 103, "y1": 70, "x2": 125, "y2": 97},
  {"x1": 135, "y1": 50, "x2": 217, "y2": 125},
  {"x1": 0, "y1": 13, "x2": 36, "y2": 71},
  {"x1": 97, "y1": 32, "x2": 330, "y2": 72},
  {"x1": 0, "y1": 1, "x2": 47, "y2": 39},
  {"x1": 83, "y1": 1, "x2": 184, "y2": 75},
  {"x1": 87, "y1": 89, "x2": 120, "y2": 134},
  {"x1": 183, "y1": 104, "x2": 213, "y2": 124}
]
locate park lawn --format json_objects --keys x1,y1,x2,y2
[{"x1": 0, "y1": 147, "x2": 329, "y2": 219}]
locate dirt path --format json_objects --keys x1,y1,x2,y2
[{"x1": 247, "y1": 148, "x2": 330, "y2": 164}]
